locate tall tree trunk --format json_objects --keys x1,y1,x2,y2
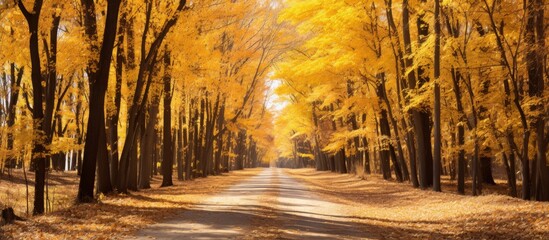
[
  {"x1": 380, "y1": 79, "x2": 409, "y2": 181},
  {"x1": 222, "y1": 131, "x2": 232, "y2": 173},
  {"x1": 235, "y1": 131, "x2": 246, "y2": 170},
  {"x1": 526, "y1": 0, "x2": 548, "y2": 201},
  {"x1": 77, "y1": 0, "x2": 122, "y2": 202},
  {"x1": 402, "y1": 0, "x2": 420, "y2": 188},
  {"x1": 214, "y1": 104, "x2": 225, "y2": 175},
  {"x1": 378, "y1": 111, "x2": 393, "y2": 180},
  {"x1": 502, "y1": 150, "x2": 517, "y2": 197},
  {"x1": 161, "y1": 50, "x2": 174, "y2": 187},
  {"x1": 433, "y1": 0, "x2": 442, "y2": 192},
  {"x1": 127, "y1": 133, "x2": 139, "y2": 191},
  {"x1": 177, "y1": 114, "x2": 184, "y2": 180},
  {"x1": 194, "y1": 97, "x2": 205, "y2": 176},
  {"x1": 415, "y1": 0, "x2": 434, "y2": 189},
  {"x1": 18, "y1": 0, "x2": 46, "y2": 215},
  {"x1": 362, "y1": 136, "x2": 371, "y2": 174},
  {"x1": 450, "y1": 67, "x2": 467, "y2": 194},
  {"x1": 139, "y1": 97, "x2": 158, "y2": 189},
  {"x1": 43, "y1": 13, "x2": 61, "y2": 167},
  {"x1": 96, "y1": 118, "x2": 112, "y2": 193},
  {"x1": 183, "y1": 112, "x2": 192, "y2": 179},
  {"x1": 386, "y1": 0, "x2": 414, "y2": 183},
  {"x1": 108, "y1": 10, "x2": 126, "y2": 189}
]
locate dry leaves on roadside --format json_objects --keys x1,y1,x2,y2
[
  {"x1": 286, "y1": 169, "x2": 549, "y2": 239},
  {"x1": 1, "y1": 169, "x2": 262, "y2": 239}
]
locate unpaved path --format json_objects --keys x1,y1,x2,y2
[{"x1": 134, "y1": 168, "x2": 375, "y2": 239}]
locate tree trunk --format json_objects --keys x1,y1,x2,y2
[
  {"x1": 139, "y1": 97, "x2": 158, "y2": 189},
  {"x1": 433, "y1": 0, "x2": 442, "y2": 192},
  {"x1": 108, "y1": 10, "x2": 126, "y2": 188},
  {"x1": 96, "y1": 117, "x2": 112, "y2": 193},
  {"x1": 378, "y1": 112, "x2": 393, "y2": 180},
  {"x1": 77, "y1": 0, "x2": 122, "y2": 202},
  {"x1": 17, "y1": 0, "x2": 46, "y2": 214},
  {"x1": 177, "y1": 114, "x2": 184, "y2": 180},
  {"x1": 415, "y1": 1, "x2": 434, "y2": 189},
  {"x1": 184, "y1": 112, "x2": 192, "y2": 179},
  {"x1": 450, "y1": 68, "x2": 466, "y2": 194},
  {"x1": 402, "y1": 0, "x2": 421, "y2": 188},
  {"x1": 214, "y1": 104, "x2": 225, "y2": 175},
  {"x1": 380, "y1": 79, "x2": 409, "y2": 181},
  {"x1": 526, "y1": 0, "x2": 548, "y2": 201},
  {"x1": 161, "y1": 50, "x2": 174, "y2": 187}
]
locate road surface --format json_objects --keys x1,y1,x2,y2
[{"x1": 133, "y1": 168, "x2": 376, "y2": 239}]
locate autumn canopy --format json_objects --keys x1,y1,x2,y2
[{"x1": 0, "y1": 0, "x2": 548, "y2": 238}]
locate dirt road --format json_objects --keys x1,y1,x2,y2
[{"x1": 134, "y1": 168, "x2": 374, "y2": 239}]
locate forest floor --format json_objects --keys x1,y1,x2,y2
[
  {"x1": 286, "y1": 169, "x2": 549, "y2": 239},
  {"x1": 0, "y1": 170, "x2": 79, "y2": 218},
  {"x1": 0, "y1": 168, "x2": 263, "y2": 239},
  {"x1": 2, "y1": 168, "x2": 549, "y2": 239}
]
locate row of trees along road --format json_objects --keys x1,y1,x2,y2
[
  {"x1": 274, "y1": 0, "x2": 548, "y2": 201},
  {"x1": 0, "y1": 0, "x2": 286, "y2": 215}
]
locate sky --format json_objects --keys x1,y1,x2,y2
[{"x1": 265, "y1": 77, "x2": 288, "y2": 118}]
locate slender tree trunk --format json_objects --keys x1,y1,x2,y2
[
  {"x1": 235, "y1": 131, "x2": 246, "y2": 170},
  {"x1": 139, "y1": 97, "x2": 158, "y2": 189},
  {"x1": 17, "y1": 0, "x2": 46, "y2": 214},
  {"x1": 108, "y1": 10, "x2": 126, "y2": 188},
  {"x1": 43, "y1": 13, "x2": 61, "y2": 169},
  {"x1": 416, "y1": 0, "x2": 434, "y2": 189},
  {"x1": 362, "y1": 136, "x2": 371, "y2": 174},
  {"x1": 223, "y1": 131, "x2": 232, "y2": 173},
  {"x1": 378, "y1": 111, "x2": 393, "y2": 180},
  {"x1": 402, "y1": 0, "x2": 420, "y2": 188},
  {"x1": 526, "y1": 0, "x2": 548, "y2": 201},
  {"x1": 433, "y1": 0, "x2": 442, "y2": 192},
  {"x1": 502, "y1": 150, "x2": 517, "y2": 197},
  {"x1": 214, "y1": 104, "x2": 225, "y2": 175},
  {"x1": 161, "y1": 50, "x2": 174, "y2": 187},
  {"x1": 77, "y1": 0, "x2": 122, "y2": 202},
  {"x1": 450, "y1": 68, "x2": 466, "y2": 194},
  {"x1": 380, "y1": 80, "x2": 409, "y2": 181},
  {"x1": 184, "y1": 112, "x2": 192, "y2": 179},
  {"x1": 177, "y1": 114, "x2": 184, "y2": 180}
]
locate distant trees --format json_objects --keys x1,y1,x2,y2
[
  {"x1": 276, "y1": 0, "x2": 548, "y2": 201},
  {"x1": 0, "y1": 0, "x2": 281, "y2": 211}
]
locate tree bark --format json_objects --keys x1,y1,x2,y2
[
  {"x1": 139, "y1": 96, "x2": 158, "y2": 189},
  {"x1": 161, "y1": 50, "x2": 174, "y2": 187},
  {"x1": 402, "y1": 0, "x2": 420, "y2": 188},
  {"x1": 77, "y1": 0, "x2": 122, "y2": 202},
  {"x1": 526, "y1": 0, "x2": 548, "y2": 201},
  {"x1": 415, "y1": 1, "x2": 434, "y2": 189},
  {"x1": 433, "y1": 0, "x2": 442, "y2": 192},
  {"x1": 177, "y1": 114, "x2": 184, "y2": 180},
  {"x1": 17, "y1": 0, "x2": 46, "y2": 215},
  {"x1": 107, "y1": 9, "x2": 127, "y2": 188}
]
